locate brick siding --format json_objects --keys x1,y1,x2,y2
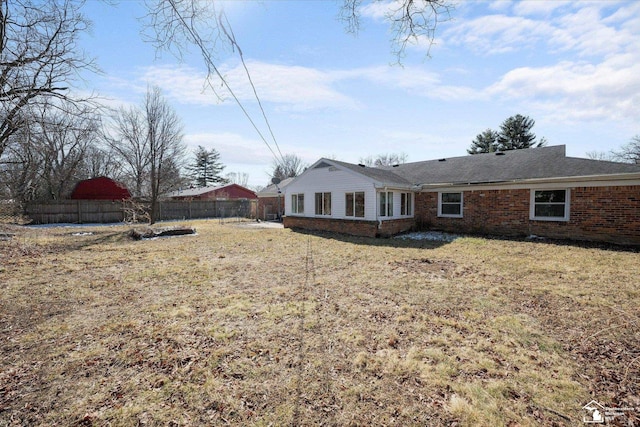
[
  {"x1": 283, "y1": 216, "x2": 414, "y2": 238},
  {"x1": 257, "y1": 196, "x2": 284, "y2": 220},
  {"x1": 416, "y1": 186, "x2": 640, "y2": 245}
]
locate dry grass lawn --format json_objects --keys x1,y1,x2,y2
[{"x1": 1, "y1": 220, "x2": 638, "y2": 426}]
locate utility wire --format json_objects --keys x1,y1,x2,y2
[
  {"x1": 167, "y1": 0, "x2": 285, "y2": 165},
  {"x1": 218, "y1": 12, "x2": 285, "y2": 163}
]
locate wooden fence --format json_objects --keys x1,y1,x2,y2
[{"x1": 23, "y1": 199, "x2": 257, "y2": 225}]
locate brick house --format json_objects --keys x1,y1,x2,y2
[
  {"x1": 256, "y1": 177, "x2": 294, "y2": 221},
  {"x1": 282, "y1": 145, "x2": 640, "y2": 245}
]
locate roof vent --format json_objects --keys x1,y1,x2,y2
[
  {"x1": 438, "y1": 158, "x2": 446, "y2": 162},
  {"x1": 495, "y1": 152, "x2": 505, "y2": 156}
]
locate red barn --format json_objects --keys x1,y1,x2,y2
[
  {"x1": 70, "y1": 177, "x2": 131, "y2": 200},
  {"x1": 164, "y1": 184, "x2": 257, "y2": 201}
]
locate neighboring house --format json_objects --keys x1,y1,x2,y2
[
  {"x1": 282, "y1": 145, "x2": 640, "y2": 245},
  {"x1": 164, "y1": 183, "x2": 257, "y2": 201},
  {"x1": 70, "y1": 177, "x2": 131, "y2": 200},
  {"x1": 257, "y1": 177, "x2": 294, "y2": 221}
]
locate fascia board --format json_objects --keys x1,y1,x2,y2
[{"x1": 419, "y1": 173, "x2": 640, "y2": 192}]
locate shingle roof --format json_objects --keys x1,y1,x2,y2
[
  {"x1": 257, "y1": 177, "x2": 295, "y2": 196},
  {"x1": 380, "y1": 145, "x2": 640, "y2": 185},
  {"x1": 328, "y1": 159, "x2": 413, "y2": 187}
]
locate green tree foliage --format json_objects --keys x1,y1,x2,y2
[
  {"x1": 497, "y1": 114, "x2": 545, "y2": 150},
  {"x1": 468, "y1": 115, "x2": 547, "y2": 154},
  {"x1": 467, "y1": 129, "x2": 498, "y2": 155},
  {"x1": 187, "y1": 146, "x2": 228, "y2": 187}
]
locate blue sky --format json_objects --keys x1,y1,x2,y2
[{"x1": 79, "y1": 0, "x2": 640, "y2": 188}]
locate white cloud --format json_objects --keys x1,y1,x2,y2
[
  {"x1": 513, "y1": 0, "x2": 570, "y2": 16},
  {"x1": 139, "y1": 62, "x2": 360, "y2": 112},
  {"x1": 184, "y1": 132, "x2": 274, "y2": 165},
  {"x1": 486, "y1": 58, "x2": 640, "y2": 122},
  {"x1": 443, "y1": 14, "x2": 552, "y2": 55}
]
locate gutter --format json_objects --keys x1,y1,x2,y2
[{"x1": 417, "y1": 172, "x2": 640, "y2": 190}]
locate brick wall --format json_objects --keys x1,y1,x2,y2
[
  {"x1": 283, "y1": 216, "x2": 379, "y2": 237},
  {"x1": 283, "y1": 216, "x2": 416, "y2": 238},
  {"x1": 378, "y1": 218, "x2": 415, "y2": 237},
  {"x1": 416, "y1": 186, "x2": 640, "y2": 245},
  {"x1": 257, "y1": 196, "x2": 283, "y2": 220}
]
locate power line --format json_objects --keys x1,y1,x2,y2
[
  {"x1": 218, "y1": 13, "x2": 285, "y2": 163},
  {"x1": 166, "y1": 0, "x2": 285, "y2": 166}
]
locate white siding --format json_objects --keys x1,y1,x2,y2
[{"x1": 285, "y1": 166, "x2": 378, "y2": 220}]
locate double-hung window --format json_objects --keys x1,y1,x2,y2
[
  {"x1": 379, "y1": 191, "x2": 393, "y2": 217},
  {"x1": 291, "y1": 194, "x2": 304, "y2": 214},
  {"x1": 315, "y1": 192, "x2": 331, "y2": 215},
  {"x1": 530, "y1": 189, "x2": 569, "y2": 221},
  {"x1": 438, "y1": 192, "x2": 463, "y2": 218},
  {"x1": 346, "y1": 192, "x2": 365, "y2": 218},
  {"x1": 400, "y1": 192, "x2": 412, "y2": 216}
]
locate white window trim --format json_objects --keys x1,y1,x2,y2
[
  {"x1": 438, "y1": 191, "x2": 463, "y2": 218},
  {"x1": 315, "y1": 192, "x2": 332, "y2": 216},
  {"x1": 345, "y1": 191, "x2": 365, "y2": 218},
  {"x1": 379, "y1": 191, "x2": 394, "y2": 217},
  {"x1": 400, "y1": 192, "x2": 413, "y2": 217},
  {"x1": 530, "y1": 189, "x2": 570, "y2": 221},
  {"x1": 291, "y1": 193, "x2": 304, "y2": 215}
]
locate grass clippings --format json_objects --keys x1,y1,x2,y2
[{"x1": 1, "y1": 221, "x2": 638, "y2": 426}]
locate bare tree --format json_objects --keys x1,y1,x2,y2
[
  {"x1": 225, "y1": 171, "x2": 249, "y2": 187},
  {"x1": 33, "y1": 101, "x2": 101, "y2": 200},
  {"x1": 271, "y1": 153, "x2": 307, "y2": 181},
  {"x1": 106, "y1": 106, "x2": 150, "y2": 198},
  {"x1": 341, "y1": 0, "x2": 453, "y2": 61},
  {"x1": 613, "y1": 136, "x2": 640, "y2": 164},
  {"x1": 145, "y1": 86, "x2": 186, "y2": 223},
  {"x1": 81, "y1": 144, "x2": 123, "y2": 180},
  {"x1": 0, "y1": 127, "x2": 39, "y2": 202},
  {"x1": 143, "y1": 1, "x2": 453, "y2": 67},
  {"x1": 0, "y1": 100, "x2": 102, "y2": 202},
  {"x1": 0, "y1": 0, "x2": 98, "y2": 162},
  {"x1": 360, "y1": 152, "x2": 408, "y2": 167},
  {"x1": 585, "y1": 151, "x2": 616, "y2": 162},
  {"x1": 108, "y1": 86, "x2": 185, "y2": 223}
]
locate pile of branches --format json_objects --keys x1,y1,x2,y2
[{"x1": 128, "y1": 226, "x2": 196, "y2": 240}]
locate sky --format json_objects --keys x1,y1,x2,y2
[{"x1": 78, "y1": 0, "x2": 640, "y2": 189}]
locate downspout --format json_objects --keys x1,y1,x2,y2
[{"x1": 378, "y1": 186, "x2": 389, "y2": 229}]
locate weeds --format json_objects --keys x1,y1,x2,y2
[{"x1": 0, "y1": 221, "x2": 638, "y2": 426}]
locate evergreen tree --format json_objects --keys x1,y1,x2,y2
[
  {"x1": 497, "y1": 114, "x2": 545, "y2": 150},
  {"x1": 468, "y1": 115, "x2": 547, "y2": 155},
  {"x1": 467, "y1": 129, "x2": 499, "y2": 154},
  {"x1": 187, "y1": 146, "x2": 228, "y2": 187}
]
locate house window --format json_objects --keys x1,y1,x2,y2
[
  {"x1": 401, "y1": 192, "x2": 412, "y2": 216},
  {"x1": 530, "y1": 189, "x2": 570, "y2": 221},
  {"x1": 379, "y1": 191, "x2": 393, "y2": 217},
  {"x1": 438, "y1": 192, "x2": 463, "y2": 218},
  {"x1": 346, "y1": 192, "x2": 365, "y2": 218},
  {"x1": 315, "y1": 192, "x2": 331, "y2": 215},
  {"x1": 291, "y1": 193, "x2": 304, "y2": 214}
]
